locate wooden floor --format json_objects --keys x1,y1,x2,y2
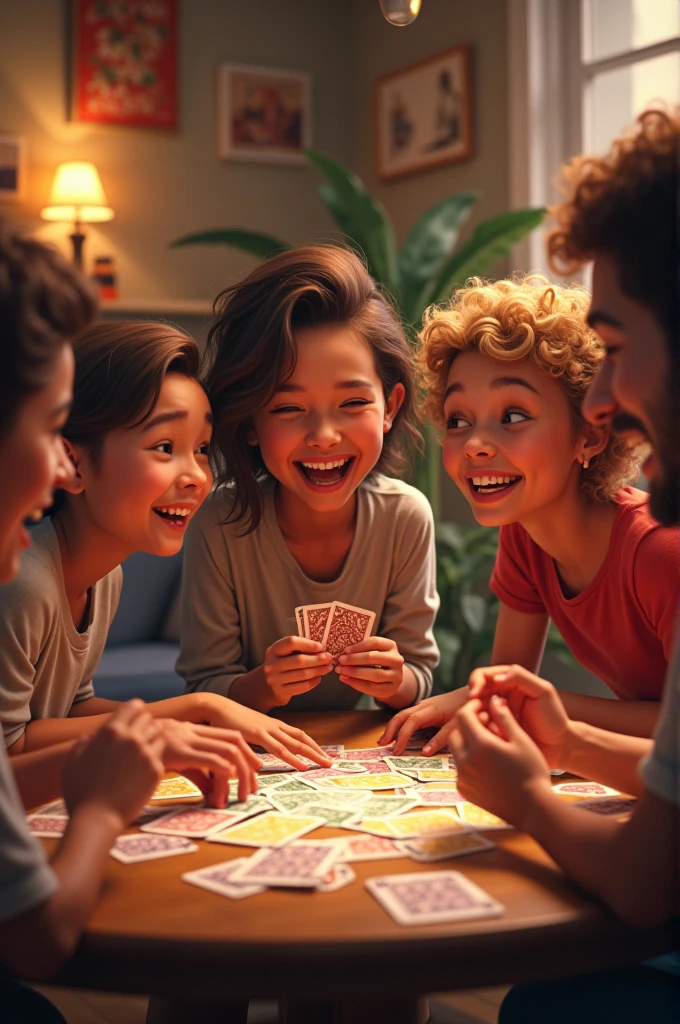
[{"x1": 33, "y1": 986, "x2": 509, "y2": 1023}]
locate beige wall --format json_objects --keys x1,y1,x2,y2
[{"x1": 0, "y1": 0, "x2": 354, "y2": 302}]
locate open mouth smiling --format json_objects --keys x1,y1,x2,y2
[
  {"x1": 295, "y1": 456, "x2": 355, "y2": 488},
  {"x1": 467, "y1": 473, "x2": 522, "y2": 497},
  {"x1": 152, "y1": 505, "x2": 194, "y2": 528}
]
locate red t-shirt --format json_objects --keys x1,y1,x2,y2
[{"x1": 490, "y1": 488, "x2": 679, "y2": 701}]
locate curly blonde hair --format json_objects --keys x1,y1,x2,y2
[
  {"x1": 418, "y1": 276, "x2": 641, "y2": 502},
  {"x1": 547, "y1": 108, "x2": 678, "y2": 338}
]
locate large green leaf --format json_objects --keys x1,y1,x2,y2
[
  {"x1": 305, "y1": 148, "x2": 398, "y2": 294},
  {"x1": 398, "y1": 192, "x2": 478, "y2": 325},
  {"x1": 426, "y1": 207, "x2": 545, "y2": 306},
  {"x1": 316, "y1": 184, "x2": 367, "y2": 262},
  {"x1": 169, "y1": 229, "x2": 291, "y2": 259}
]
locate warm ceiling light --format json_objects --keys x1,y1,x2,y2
[
  {"x1": 380, "y1": 0, "x2": 422, "y2": 26},
  {"x1": 41, "y1": 162, "x2": 114, "y2": 267}
]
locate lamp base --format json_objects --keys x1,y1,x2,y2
[{"x1": 69, "y1": 229, "x2": 86, "y2": 269}]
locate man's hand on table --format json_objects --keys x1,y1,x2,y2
[
  {"x1": 449, "y1": 696, "x2": 553, "y2": 830},
  {"x1": 157, "y1": 718, "x2": 261, "y2": 806},
  {"x1": 377, "y1": 688, "x2": 469, "y2": 754}
]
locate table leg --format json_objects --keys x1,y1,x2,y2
[{"x1": 280, "y1": 995, "x2": 424, "y2": 1024}]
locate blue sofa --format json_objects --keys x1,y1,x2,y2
[{"x1": 93, "y1": 551, "x2": 186, "y2": 702}]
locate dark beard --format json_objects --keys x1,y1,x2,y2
[{"x1": 647, "y1": 388, "x2": 680, "y2": 527}]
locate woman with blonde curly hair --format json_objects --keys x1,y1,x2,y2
[{"x1": 381, "y1": 273, "x2": 678, "y2": 753}]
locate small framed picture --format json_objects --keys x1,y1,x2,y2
[
  {"x1": 71, "y1": 0, "x2": 178, "y2": 130},
  {"x1": 0, "y1": 136, "x2": 26, "y2": 200},
  {"x1": 218, "y1": 62, "x2": 311, "y2": 165},
  {"x1": 374, "y1": 45, "x2": 474, "y2": 181}
]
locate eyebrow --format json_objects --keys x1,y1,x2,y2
[
  {"x1": 142, "y1": 410, "x2": 213, "y2": 431},
  {"x1": 274, "y1": 379, "x2": 376, "y2": 394},
  {"x1": 50, "y1": 399, "x2": 72, "y2": 419},
  {"x1": 586, "y1": 309, "x2": 623, "y2": 330},
  {"x1": 444, "y1": 375, "x2": 541, "y2": 400}
]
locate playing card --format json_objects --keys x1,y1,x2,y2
[
  {"x1": 321, "y1": 601, "x2": 376, "y2": 656},
  {"x1": 340, "y1": 747, "x2": 395, "y2": 761},
  {"x1": 410, "y1": 787, "x2": 465, "y2": 807},
  {"x1": 320, "y1": 745, "x2": 344, "y2": 758},
  {"x1": 207, "y1": 811, "x2": 326, "y2": 848},
  {"x1": 270, "y1": 778, "x2": 314, "y2": 793},
  {"x1": 339, "y1": 833, "x2": 406, "y2": 862},
  {"x1": 268, "y1": 790, "x2": 330, "y2": 814},
  {"x1": 385, "y1": 809, "x2": 468, "y2": 839},
  {"x1": 347, "y1": 818, "x2": 401, "y2": 838},
  {"x1": 341, "y1": 759, "x2": 394, "y2": 775},
  {"x1": 110, "y1": 834, "x2": 198, "y2": 863},
  {"x1": 27, "y1": 815, "x2": 68, "y2": 838},
  {"x1": 255, "y1": 773, "x2": 299, "y2": 790},
  {"x1": 225, "y1": 796, "x2": 273, "y2": 817},
  {"x1": 397, "y1": 832, "x2": 495, "y2": 862},
  {"x1": 356, "y1": 795, "x2": 420, "y2": 818},
  {"x1": 415, "y1": 769, "x2": 459, "y2": 783},
  {"x1": 141, "y1": 806, "x2": 254, "y2": 838},
  {"x1": 575, "y1": 796, "x2": 637, "y2": 816},
  {"x1": 295, "y1": 605, "x2": 307, "y2": 638},
  {"x1": 552, "y1": 782, "x2": 620, "y2": 797},
  {"x1": 290, "y1": 804, "x2": 362, "y2": 827},
  {"x1": 298, "y1": 765, "x2": 368, "y2": 786},
  {"x1": 31, "y1": 799, "x2": 68, "y2": 818},
  {"x1": 302, "y1": 603, "x2": 334, "y2": 644},
  {"x1": 455, "y1": 803, "x2": 512, "y2": 830},
  {"x1": 323, "y1": 772, "x2": 414, "y2": 791},
  {"x1": 384, "y1": 756, "x2": 449, "y2": 776},
  {"x1": 256, "y1": 753, "x2": 296, "y2": 772},
  {"x1": 229, "y1": 840, "x2": 340, "y2": 887},
  {"x1": 366, "y1": 870, "x2": 504, "y2": 925},
  {"x1": 182, "y1": 858, "x2": 266, "y2": 900},
  {"x1": 133, "y1": 804, "x2": 169, "y2": 826},
  {"x1": 316, "y1": 863, "x2": 356, "y2": 893},
  {"x1": 403, "y1": 728, "x2": 452, "y2": 755},
  {"x1": 152, "y1": 776, "x2": 203, "y2": 801}
]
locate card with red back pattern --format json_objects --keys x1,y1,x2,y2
[{"x1": 322, "y1": 601, "x2": 375, "y2": 656}]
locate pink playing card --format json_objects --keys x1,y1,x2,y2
[{"x1": 321, "y1": 602, "x2": 376, "y2": 656}]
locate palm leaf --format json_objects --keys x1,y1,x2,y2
[
  {"x1": 305, "y1": 148, "x2": 398, "y2": 294},
  {"x1": 169, "y1": 229, "x2": 291, "y2": 259},
  {"x1": 398, "y1": 192, "x2": 478, "y2": 325},
  {"x1": 426, "y1": 208, "x2": 545, "y2": 307}
]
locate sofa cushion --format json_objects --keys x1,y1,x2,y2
[
  {"x1": 93, "y1": 642, "x2": 185, "y2": 702},
  {"x1": 107, "y1": 551, "x2": 183, "y2": 646}
]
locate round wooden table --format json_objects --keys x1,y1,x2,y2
[{"x1": 53, "y1": 711, "x2": 676, "y2": 1023}]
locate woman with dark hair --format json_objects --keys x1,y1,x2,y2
[
  {"x1": 0, "y1": 319, "x2": 330, "y2": 782},
  {"x1": 178, "y1": 244, "x2": 439, "y2": 714}
]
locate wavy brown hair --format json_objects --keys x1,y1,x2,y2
[
  {"x1": 204, "y1": 244, "x2": 421, "y2": 532},
  {"x1": 62, "y1": 320, "x2": 201, "y2": 468},
  {"x1": 418, "y1": 276, "x2": 641, "y2": 503},
  {"x1": 547, "y1": 108, "x2": 678, "y2": 340},
  {"x1": 0, "y1": 217, "x2": 96, "y2": 439}
]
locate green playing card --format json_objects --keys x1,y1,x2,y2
[
  {"x1": 290, "y1": 804, "x2": 361, "y2": 827},
  {"x1": 263, "y1": 777, "x2": 310, "y2": 793},
  {"x1": 357, "y1": 794, "x2": 420, "y2": 818},
  {"x1": 384, "y1": 756, "x2": 449, "y2": 774}
]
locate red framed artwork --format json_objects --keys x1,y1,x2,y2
[{"x1": 72, "y1": 0, "x2": 178, "y2": 129}]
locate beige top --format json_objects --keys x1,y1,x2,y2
[
  {"x1": 0, "y1": 518, "x2": 122, "y2": 748},
  {"x1": 178, "y1": 474, "x2": 440, "y2": 711}
]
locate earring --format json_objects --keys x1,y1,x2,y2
[{"x1": 582, "y1": 456, "x2": 590, "y2": 470}]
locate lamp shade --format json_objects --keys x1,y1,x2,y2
[{"x1": 41, "y1": 161, "x2": 114, "y2": 223}]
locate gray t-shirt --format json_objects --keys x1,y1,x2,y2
[
  {"x1": 0, "y1": 518, "x2": 122, "y2": 748},
  {"x1": 178, "y1": 474, "x2": 439, "y2": 710},
  {"x1": 0, "y1": 746, "x2": 57, "y2": 923},
  {"x1": 640, "y1": 611, "x2": 680, "y2": 810}
]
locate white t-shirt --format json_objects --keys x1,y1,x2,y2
[{"x1": 0, "y1": 747, "x2": 57, "y2": 923}]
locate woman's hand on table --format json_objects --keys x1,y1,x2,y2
[
  {"x1": 467, "y1": 664, "x2": 572, "y2": 769},
  {"x1": 336, "y1": 636, "x2": 406, "y2": 703},
  {"x1": 193, "y1": 693, "x2": 333, "y2": 770},
  {"x1": 377, "y1": 687, "x2": 470, "y2": 754},
  {"x1": 450, "y1": 696, "x2": 552, "y2": 829},
  {"x1": 157, "y1": 719, "x2": 261, "y2": 806}
]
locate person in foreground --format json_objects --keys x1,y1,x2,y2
[
  {"x1": 0, "y1": 220, "x2": 182, "y2": 1022},
  {"x1": 0, "y1": 320, "x2": 330, "y2": 785},
  {"x1": 451, "y1": 109, "x2": 680, "y2": 1021},
  {"x1": 380, "y1": 273, "x2": 676, "y2": 755}
]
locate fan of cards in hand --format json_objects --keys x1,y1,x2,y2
[{"x1": 295, "y1": 601, "x2": 376, "y2": 656}]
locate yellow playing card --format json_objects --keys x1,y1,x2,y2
[
  {"x1": 456, "y1": 803, "x2": 511, "y2": 829},
  {"x1": 400, "y1": 832, "x2": 495, "y2": 861},
  {"x1": 152, "y1": 776, "x2": 203, "y2": 800},
  {"x1": 325, "y1": 772, "x2": 413, "y2": 791},
  {"x1": 207, "y1": 811, "x2": 326, "y2": 848},
  {"x1": 348, "y1": 818, "x2": 399, "y2": 838},
  {"x1": 387, "y1": 809, "x2": 466, "y2": 838},
  {"x1": 416, "y1": 769, "x2": 459, "y2": 783}
]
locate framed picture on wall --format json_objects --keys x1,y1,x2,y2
[
  {"x1": 71, "y1": 0, "x2": 178, "y2": 129},
  {"x1": 217, "y1": 63, "x2": 311, "y2": 164},
  {"x1": 0, "y1": 135, "x2": 26, "y2": 200},
  {"x1": 374, "y1": 45, "x2": 474, "y2": 181}
]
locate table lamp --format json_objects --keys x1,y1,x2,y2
[{"x1": 41, "y1": 161, "x2": 114, "y2": 268}]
